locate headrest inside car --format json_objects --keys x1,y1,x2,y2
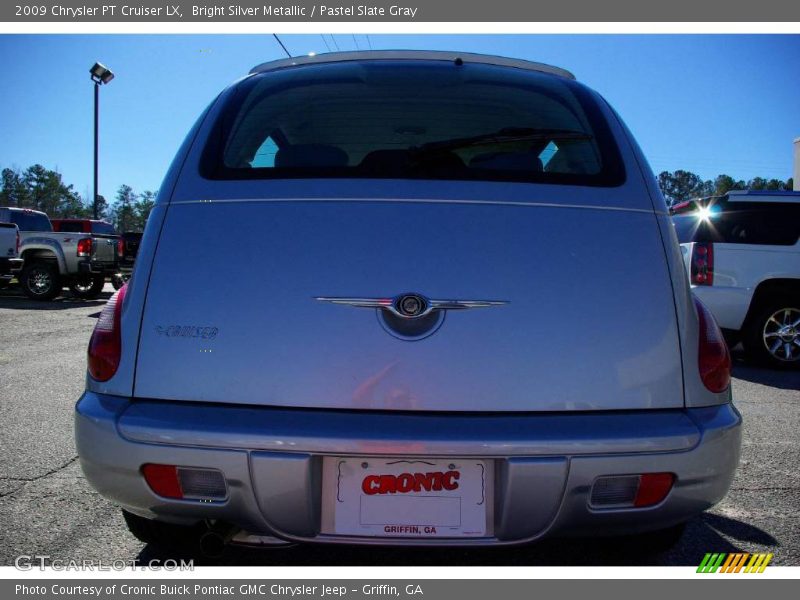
[
  {"x1": 469, "y1": 151, "x2": 543, "y2": 172},
  {"x1": 274, "y1": 144, "x2": 349, "y2": 168},
  {"x1": 359, "y1": 149, "x2": 465, "y2": 176}
]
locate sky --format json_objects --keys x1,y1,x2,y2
[{"x1": 0, "y1": 34, "x2": 798, "y2": 203}]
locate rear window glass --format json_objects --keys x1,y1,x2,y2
[
  {"x1": 672, "y1": 203, "x2": 800, "y2": 245},
  {"x1": 9, "y1": 211, "x2": 51, "y2": 232},
  {"x1": 55, "y1": 221, "x2": 85, "y2": 232},
  {"x1": 92, "y1": 222, "x2": 117, "y2": 235},
  {"x1": 203, "y1": 61, "x2": 625, "y2": 187}
]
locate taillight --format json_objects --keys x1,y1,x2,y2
[
  {"x1": 141, "y1": 464, "x2": 183, "y2": 499},
  {"x1": 87, "y1": 284, "x2": 126, "y2": 381},
  {"x1": 16, "y1": 230, "x2": 20, "y2": 254},
  {"x1": 590, "y1": 472, "x2": 675, "y2": 508},
  {"x1": 690, "y1": 242, "x2": 714, "y2": 285},
  {"x1": 117, "y1": 238, "x2": 125, "y2": 257},
  {"x1": 634, "y1": 473, "x2": 675, "y2": 507},
  {"x1": 141, "y1": 464, "x2": 228, "y2": 500},
  {"x1": 694, "y1": 296, "x2": 731, "y2": 393},
  {"x1": 77, "y1": 237, "x2": 93, "y2": 257}
]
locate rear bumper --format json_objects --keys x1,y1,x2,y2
[
  {"x1": 120, "y1": 256, "x2": 136, "y2": 269},
  {"x1": 75, "y1": 393, "x2": 742, "y2": 546},
  {"x1": 78, "y1": 259, "x2": 118, "y2": 276},
  {"x1": 0, "y1": 257, "x2": 23, "y2": 278}
]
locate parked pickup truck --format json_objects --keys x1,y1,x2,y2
[
  {"x1": 51, "y1": 218, "x2": 119, "y2": 236},
  {"x1": 119, "y1": 231, "x2": 142, "y2": 267},
  {"x1": 0, "y1": 207, "x2": 118, "y2": 300},
  {"x1": 0, "y1": 221, "x2": 23, "y2": 288},
  {"x1": 672, "y1": 190, "x2": 800, "y2": 367},
  {"x1": 111, "y1": 231, "x2": 143, "y2": 290}
]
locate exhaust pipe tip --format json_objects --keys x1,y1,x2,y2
[{"x1": 199, "y1": 522, "x2": 238, "y2": 558}]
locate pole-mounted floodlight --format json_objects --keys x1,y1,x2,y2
[
  {"x1": 90, "y1": 62, "x2": 115, "y2": 84},
  {"x1": 90, "y1": 62, "x2": 114, "y2": 219}
]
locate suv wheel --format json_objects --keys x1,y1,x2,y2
[
  {"x1": 69, "y1": 274, "x2": 106, "y2": 299},
  {"x1": 20, "y1": 262, "x2": 61, "y2": 301},
  {"x1": 122, "y1": 510, "x2": 203, "y2": 551},
  {"x1": 743, "y1": 298, "x2": 800, "y2": 368}
]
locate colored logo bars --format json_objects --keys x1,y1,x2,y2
[{"x1": 697, "y1": 552, "x2": 773, "y2": 573}]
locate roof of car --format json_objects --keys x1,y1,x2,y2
[
  {"x1": 1, "y1": 206, "x2": 45, "y2": 213},
  {"x1": 727, "y1": 190, "x2": 800, "y2": 203},
  {"x1": 670, "y1": 191, "x2": 800, "y2": 214},
  {"x1": 249, "y1": 50, "x2": 576, "y2": 80},
  {"x1": 51, "y1": 218, "x2": 112, "y2": 223}
]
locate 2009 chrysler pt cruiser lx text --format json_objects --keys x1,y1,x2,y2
[{"x1": 75, "y1": 50, "x2": 741, "y2": 553}]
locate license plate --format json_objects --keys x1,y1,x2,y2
[{"x1": 321, "y1": 458, "x2": 491, "y2": 538}]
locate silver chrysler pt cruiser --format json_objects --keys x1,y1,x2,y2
[{"x1": 75, "y1": 51, "x2": 741, "y2": 555}]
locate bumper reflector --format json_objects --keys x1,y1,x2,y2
[
  {"x1": 590, "y1": 472, "x2": 675, "y2": 509},
  {"x1": 634, "y1": 472, "x2": 675, "y2": 507},
  {"x1": 142, "y1": 464, "x2": 182, "y2": 499},
  {"x1": 142, "y1": 464, "x2": 227, "y2": 501},
  {"x1": 590, "y1": 475, "x2": 640, "y2": 507},
  {"x1": 178, "y1": 467, "x2": 228, "y2": 500}
]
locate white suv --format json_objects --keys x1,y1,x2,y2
[{"x1": 673, "y1": 191, "x2": 800, "y2": 367}]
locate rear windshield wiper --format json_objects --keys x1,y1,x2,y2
[{"x1": 411, "y1": 127, "x2": 593, "y2": 154}]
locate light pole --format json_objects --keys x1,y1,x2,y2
[{"x1": 89, "y1": 62, "x2": 114, "y2": 219}]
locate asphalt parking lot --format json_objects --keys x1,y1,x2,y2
[{"x1": 0, "y1": 285, "x2": 798, "y2": 567}]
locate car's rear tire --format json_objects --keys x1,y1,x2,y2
[
  {"x1": 111, "y1": 273, "x2": 129, "y2": 290},
  {"x1": 69, "y1": 274, "x2": 106, "y2": 299},
  {"x1": 722, "y1": 329, "x2": 740, "y2": 349},
  {"x1": 20, "y1": 262, "x2": 61, "y2": 301},
  {"x1": 0, "y1": 279, "x2": 9, "y2": 289},
  {"x1": 122, "y1": 510, "x2": 203, "y2": 551},
  {"x1": 742, "y1": 297, "x2": 800, "y2": 369}
]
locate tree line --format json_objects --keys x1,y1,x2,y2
[
  {"x1": 0, "y1": 164, "x2": 155, "y2": 232},
  {"x1": 658, "y1": 170, "x2": 794, "y2": 206}
]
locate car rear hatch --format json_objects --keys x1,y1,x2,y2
[
  {"x1": 134, "y1": 192, "x2": 683, "y2": 412},
  {"x1": 134, "y1": 59, "x2": 683, "y2": 412}
]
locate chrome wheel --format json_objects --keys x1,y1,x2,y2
[
  {"x1": 29, "y1": 267, "x2": 53, "y2": 295},
  {"x1": 762, "y1": 307, "x2": 800, "y2": 362},
  {"x1": 69, "y1": 274, "x2": 105, "y2": 299},
  {"x1": 72, "y1": 277, "x2": 95, "y2": 293}
]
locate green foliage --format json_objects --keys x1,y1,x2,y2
[
  {"x1": 112, "y1": 184, "x2": 138, "y2": 232},
  {"x1": 0, "y1": 164, "x2": 91, "y2": 218},
  {"x1": 658, "y1": 170, "x2": 793, "y2": 206},
  {"x1": 94, "y1": 194, "x2": 110, "y2": 220},
  {"x1": 110, "y1": 185, "x2": 156, "y2": 232},
  {"x1": 0, "y1": 165, "x2": 155, "y2": 232},
  {"x1": 133, "y1": 190, "x2": 156, "y2": 230},
  {"x1": 657, "y1": 170, "x2": 706, "y2": 205}
]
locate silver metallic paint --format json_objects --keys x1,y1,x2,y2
[
  {"x1": 76, "y1": 391, "x2": 741, "y2": 544},
  {"x1": 76, "y1": 55, "x2": 741, "y2": 543}
]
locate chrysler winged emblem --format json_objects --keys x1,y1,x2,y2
[{"x1": 315, "y1": 293, "x2": 508, "y2": 319}]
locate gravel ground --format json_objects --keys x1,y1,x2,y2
[{"x1": 0, "y1": 284, "x2": 798, "y2": 566}]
